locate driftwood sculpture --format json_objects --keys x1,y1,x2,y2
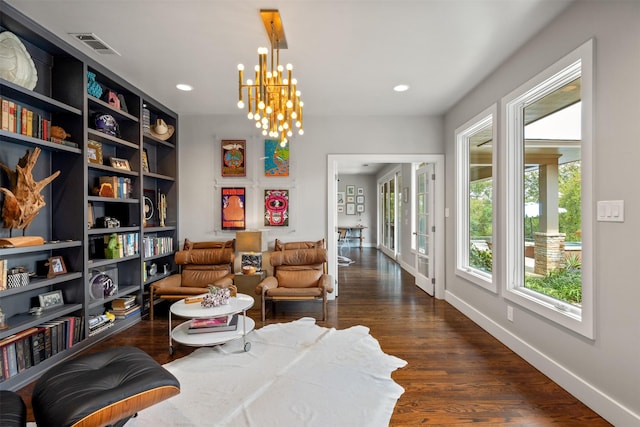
[{"x1": 0, "y1": 148, "x2": 60, "y2": 233}]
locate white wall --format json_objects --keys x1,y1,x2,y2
[
  {"x1": 178, "y1": 114, "x2": 442, "y2": 250},
  {"x1": 443, "y1": 1, "x2": 640, "y2": 424}
]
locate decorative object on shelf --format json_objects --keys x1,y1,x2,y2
[
  {"x1": 87, "y1": 140, "x2": 103, "y2": 164},
  {"x1": 236, "y1": 10, "x2": 304, "y2": 146},
  {"x1": 89, "y1": 268, "x2": 117, "y2": 301},
  {"x1": 0, "y1": 236, "x2": 44, "y2": 247},
  {"x1": 149, "y1": 118, "x2": 174, "y2": 141},
  {"x1": 50, "y1": 125, "x2": 71, "y2": 140},
  {"x1": 221, "y1": 187, "x2": 245, "y2": 230},
  {"x1": 86, "y1": 71, "x2": 103, "y2": 98},
  {"x1": 117, "y1": 94, "x2": 128, "y2": 113},
  {"x1": 0, "y1": 31, "x2": 38, "y2": 90},
  {"x1": 264, "y1": 189, "x2": 289, "y2": 226},
  {"x1": 105, "y1": 233, "x2": 120, "y2": 259},
  {"x1": 148, "y1": 262, "x2": 158, "y2": 276},
  {"x1": 38, "y1": 289, "x2": 64, "y2": 309},
  {"x1": 143, "y1": 189, "x2": 157, "y2": 227},
  {"x1": 106, "y1": 90, "x2": 120, "y2": 109},
  {"x1": 236, "y1": 230, "x2": 263, "y2": 272},
  {"x1": 6, "y1": 265, "x2": 30, "y2": 288},
  {"x1": 47, "y1": 255, "x2": 67, "y2": 277},
  {"x1": 201, "y1": 285, "x2": 231, "y2": 308},
  {"x1": 109, "y1": 157, "x2": 131, "y2": 170},
  {"x1": 0, "y1": 147, "x2": 60, "y2": 232},
  {"x1": 158, "y1": 192, "x2": 167, "y2": 227},
  {"x1": 264, "y1": 139, "x2": 289, "y2": 176},
  {"x1": 95, "y1": 182, "x2": 114, "y2": 198},
  {"x1": 221, "y1": 140, "x2": 246, "y2": 177},
  {"x1": 94, "y1": 113, "x2": 120, "y2": 137},
  {"x1": 142, "y1": 148, "x2": 150, "y2": 173},
  {"x1": 96, "y1": 216, "x2": 120, "y2": 228}
]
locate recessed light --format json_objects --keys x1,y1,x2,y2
[
  {"x1": 176, "y1": 83, "x2": 193, "y2": 91},
  {"x1": 393, "y1": 84, "x2": 409, "y2": 92}
]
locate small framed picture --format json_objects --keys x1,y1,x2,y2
[
  {"x1": 357, "y1": 187, "x2": 364, "y2": 195},
  {"x1": 346, "y1": 185, "x2": 355, "y2": 196},
  {"x1": 221, "y1": 140, "x2": 246, "y2": 177},
  {"x1": 142, "y1": 148, "x2": 150, "y2": 173},
  {"x1": 337, "y1": 206, "x2": 344, "y2": 213},
  {"x1": 356, "y1": 195, "x2": 365, "y2": 204},
  {"x1": 39, "y1": 290, "x2": 64, "y2": 309},
  {"x1": 347, "y1": 196, "x2": 355, "y2": 203},
  {"x1": 87, "y1": 140, "x2": 103, "y2": 165},
  {"x1": 357, "y1": 204, "x2": 365, "y2": 213},
  {"x1": 47, "y1": 256, "x2": 67, "y2": 278},
  {"x1": 110, "y1": 157, "x2": 131, "y2": 171},
  {"x1": 346, "y1": 203, "x2": 356, "y2": 215},
  {"x1": 337, "y1": 191, "x2": 345, "y2": 206}
]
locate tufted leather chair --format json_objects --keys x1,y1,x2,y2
[
  {"x1": 256, "y1": 239, "x2": 333, "y2": 321},
  {"x1": 149, "y1": 239, "x2": 235, "y2": 319}
]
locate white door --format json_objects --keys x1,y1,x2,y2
[{"x1": 414, "y1": 163, "x2": 434, "y2": 295}]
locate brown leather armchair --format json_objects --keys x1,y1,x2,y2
[
  {"x1": 149, "y1": 239, "x2": 235, "y2": 320},
  {"x1": 256, "y1": 239, "x2": 333, "y2": 321}
]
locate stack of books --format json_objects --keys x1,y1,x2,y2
[
  {"x1": 187, "y1": 314, "x2": 239, "y2": 334},
  {"x1": 88, "y1": 314, "x2": 114, "y2": 337},
  {"x1": 110, "y1": 296, "x2": 141, "y2": 320}
]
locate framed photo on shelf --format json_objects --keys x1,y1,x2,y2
[
  {"x1": 39, "y1": 290, "x2": 64, "y2": 309},
  {"x1": 47, "y1": 256, "x2": 67, "y2": 278},
  {"x1": 337, "y1": 192, "x2": 345, "y2": 205},
  {"x1": 221, "y1": 187, "x2": 246, "y2": 230},
  {"x1": 87, "y1": 140, "x2": 103, "y2": 165},
  {"x1": 142, "y1": 148, "x2": 150, "y2": 173},
  {"x1": 356, "y1": 195, "x2": 365, "y2": 204},
  {"x1": 110, "y1": 157, "x2": 131, "y2": 170},
  {"x1": 346, "y1": 185, "x2": 355, "y2": 196},
  {"x1": 346, "y1": 203, "x2": 356, "y2": 215},
  {"x1": 221, "y1": 140, "x2": 246, "y2": 177}
]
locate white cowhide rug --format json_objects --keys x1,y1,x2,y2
[{"x1": 128, "y1": 317, "x2": 407, "y2": 427}]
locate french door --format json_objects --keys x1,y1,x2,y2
[{"x1": 414, "y1": 163, "x2": 434, "y2": 295}]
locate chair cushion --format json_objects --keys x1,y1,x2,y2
[
  {"x1": 0, "y1": 390, "x2": 26, "y2": 427},
  {"x1": 266, "y1": 287, "x2": 323, "y2": 297},
  {"x1": 276, "y1": 269, "x2": 322, "y2": 288},
  {"x1": 274, "y1": 239, "x2": 325, "y2": 251},
  {"x1": 181, "y1": 266, "x2": 230, "y2": 287},
  {"x1": 183, "y1": 239, "x2": 234, "y2": 250},
  {"x1": 175, "y1": 248, "x2": 234, "y2": 266},
  {"x1": 270, "y1": 248, "x2": 327, "y2": 267}
]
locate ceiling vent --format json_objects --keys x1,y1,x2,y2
[{"x1": 69, "y1": 33, "x2": 120, "y2": 55}]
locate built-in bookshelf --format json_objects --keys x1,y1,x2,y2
[{"x1": 0, "y1": 2, "x2": 178, "y2": 390}]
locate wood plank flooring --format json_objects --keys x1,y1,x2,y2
[{"x1": 18, "y1": 248, "x2": 610, "y2": 425}]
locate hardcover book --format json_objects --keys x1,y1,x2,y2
[{"x1": 188, "y1": 314, "x2": 238, "y2": 334}]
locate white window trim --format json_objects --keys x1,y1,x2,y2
[
  {"x1": 501, "y1": 39, "x2": 594, "y2": 339},
  {"x1": 455, "y1": 104, "x2": 497, "y2": 292}
]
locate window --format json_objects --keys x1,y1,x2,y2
[
  {"x1": 455, "y1": 105, "x2": 497, "y2": 292},
  {"x1": 503, "y1": 40, "x2": 594, "y2": 338}
]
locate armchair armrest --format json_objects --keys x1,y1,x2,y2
[
  {"x1": 151, "y1": 274, "x2": 182, "y2": 290},
  {"x1": 212, "y1": 274, "x2": 234, "y2": 288},
  {"x1": 320, "y1": 274, "x2": 334, "y2": 294},
  {"x1": 256, "y1": 276, "x2": 278, "y2": 295}
]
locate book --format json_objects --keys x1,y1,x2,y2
[
  {"x1": 187, "y1": 314, "x2": 238, "y2": 334},
  {"x1": 112, "y1": 296, "x2": 136, "y2": 310}
]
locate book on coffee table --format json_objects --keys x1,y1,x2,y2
[{"x1": 187, "y1": 314, "x2": 238, "y2": 334}]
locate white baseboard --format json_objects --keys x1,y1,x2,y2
[{"x1": 445, "y1": 290, "x2": 639, "y2": 426}]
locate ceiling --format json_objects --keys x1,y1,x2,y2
[{"x1": 5, "y1": 0, "x2": 573, "y2": 174}]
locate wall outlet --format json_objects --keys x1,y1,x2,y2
[{"x1": 507, "y1": 305, "x2": 514, "y2": 322}]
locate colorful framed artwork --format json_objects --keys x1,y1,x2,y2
[
  {"x1": 221, "y1": 140, "x2": 246, "y2": 177},
  {"x1": 264, "y1": 189, "x2": 289, "y2": 226},
  {"x1": 264, "y1": 139, "x2": 289, "y2": 176},
  {"x1": 346, "y1": 185, "x2": 355, "y2": 196},
  {"x1": 221, "y1": 187, "x2": 246, "y2": 230},
  {"x1": 337, "y1": 192, "x2": 345, "y2": 205},
  {"x1": 357, "y1": 204, "x2": 365, "y2": 213},
  {"x1": 346, "y1": 203, "x2": 356, "y2": 215}
]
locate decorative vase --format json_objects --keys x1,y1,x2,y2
[{"x1": 87, "y1": 71, "x2": 103, "y2": 98}]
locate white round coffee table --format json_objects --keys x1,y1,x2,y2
[{"x1": 168, "y1": 293, "x2": 255, "y2": 355}]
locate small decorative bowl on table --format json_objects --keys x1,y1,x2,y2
[{"x1": 242, "y1": 265, "x2": 257, "y2": 275}]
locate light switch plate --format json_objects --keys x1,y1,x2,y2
[{"x1": 596, "y1": 200, "x2": 624, "y2": 222}]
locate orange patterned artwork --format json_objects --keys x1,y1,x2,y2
[
  {"x1": 221, "y1": 140, "x2": 246, "y2": 177},
  {"x1": 221, "y1": 187, "x2": 245, "y2": 230}
]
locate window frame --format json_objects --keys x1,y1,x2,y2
[
  {"x1": 501, "y1": 39, "x2": 594, "y2": 339},
  {"x1": 455, "y1": 104, "x2": 498, "y2": 292}
]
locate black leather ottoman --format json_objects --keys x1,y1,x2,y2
[
  {"x1": 32, "y1": 346, "x2": 179, "y2": 427},
  {"x1": 0, "y1": 390, "x2": 26, "y2": 427}
]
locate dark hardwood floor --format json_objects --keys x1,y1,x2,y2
[{"x1": 18, "y1": 248, "x2": 610, "y2": 425}]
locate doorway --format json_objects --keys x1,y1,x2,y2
[{"x1": 327, "y1": 154, "x2": 445, "y2": 299}]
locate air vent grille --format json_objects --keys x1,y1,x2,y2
[{"x1": 69, "y1": 33, "x2": 120, "y2": 55}]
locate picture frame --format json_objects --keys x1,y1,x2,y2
[
  {"x1": 357, "y1": 204, "x2": 365, "y2": 213},
  {"x1": 39, "y1": 290, "x2": 64, "y2": 309},
  {"x1": 46, "y1": 256, "x2": 67, "y2": 278},
  {"x1": 356, "y1": 195, "x2": 365, "y2": 204},
  {"x1": 87, "y1": 140, "x2": 103, "y2": 165},
  {"x1": 264, "y1": 139, "x2": 289, "y2": 177},
  {"x1": 143, "y1": 189, "x2": 158, "y2": 227},
  {"x1": 142, "y1": 148, "x2": 150, "y2": 173},
  {"x1": 357, "y1": 187, "x2": 364, "y2": 195},
  {"x1": 346, "y1": 203, "x2": 356, "y2": 215},
  {"x1": 221, "y1": 187, "x2": 246, "y2": 230},
  {"x1": 221, "y1": 140, "x2": 246, "y2": 177},
  {"x1": 264, "y1": 189, "x2": 289, "y2": 226},
  {"x1": 347, "y1": 196, "x2": 355, "y2": 203},
  {"x1": 337, "y1": 206, "x2": 344, "y2": 213},
  {"x1": 346, "y1": 185, "x2": 355, "y2": 196},
  {"x1": 110, "y1": 157, "x2": 131, "y2": 171},
  {"x1": 337, "y1": 191, "x2": 345, "y2": 205}
]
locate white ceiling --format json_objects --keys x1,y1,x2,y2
[{"x1": 6, "y1": 0, "x2": 572, "y2": 118}]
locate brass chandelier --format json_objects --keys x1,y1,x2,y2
[{"x1": 237, "y1": 10, "x2": 304, "y2": 146}]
